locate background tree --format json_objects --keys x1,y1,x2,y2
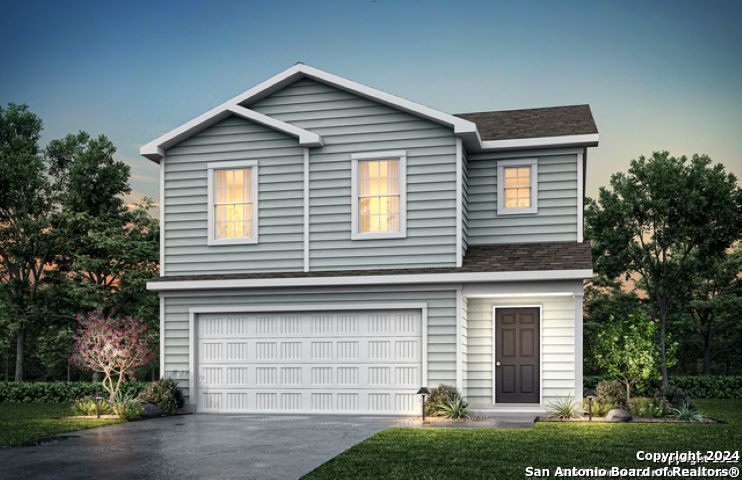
[
  {"x1": 586, "y1": 152, "x2": 741, "y2": 387},
  {"x1": 686, "y1": 247, "x2": 741, "y2": 374},
  {"x1": 0, "y1": 104, "x2": 61, "y2": 381}
]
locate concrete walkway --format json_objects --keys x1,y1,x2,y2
[{"x1": 0, "y1": 414, "x2": 398, "y2": 480}]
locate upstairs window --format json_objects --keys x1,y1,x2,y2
[
  {"x1": 497, "y1": 158, "x2": 538, "y2": 215},
  {"x1": 207, "y1": 160, "x2": 258, "y2": 245},
  {"x1": 351, "y1": 151, "x2": 407, "y2": 239}
]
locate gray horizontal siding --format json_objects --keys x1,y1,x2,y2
[
  {"x1": 162, "y1": 117, "x2": 305, "y2": 275},
  {"x1": 161, "y1": 286, "x2": 458, "y2": 399},
  {"x1": 249, "y1": 78, "x2": 458, "y2": 270},
  {"x1": 466, "y1": 153, "x2": 579, "y2": 244}
]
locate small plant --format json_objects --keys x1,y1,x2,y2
[
  {"x1": 112, "y1": 391, "x2": 144, "y2": 420},
  {"x1": 424, "y1": 385, "x2": 464, "y2": 417},
  {"x1": 71, "y1": 396, "x2": 113, "y2": 416},
  {"x1": 627, "y1": 397, "x2": 671, "y2": 418},
  {"x1": 440, "y1": 397, "x2": 470, "y2": 420},
  {"x1": 595, "y1": 380, "x2": 626, "y2": 407},
  {"x1": 583, "y1": 397, "x2": 613, "y2": 416},
  {"x1": 659, "y1": 386, "x2": 696, "y2": 411},
  {"x1": 671, "y1": 403, "x2": 704, "y2": 422},
  {"x1": 546, "y1": 396, "x2": 583, "y2": 419},
  {"x1": 139, "y1": 378, "x2": 185, "y2": 415}
]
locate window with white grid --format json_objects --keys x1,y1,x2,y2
[
  {"x1": 207, "y1": 161, "x2": 258, "y2": 244},
  {"x1": 351, "y1": 151, "x2": 407, "y2": 239},
  {"x1": 497, "y1": 158, "x2": 538, "y2": 215}
]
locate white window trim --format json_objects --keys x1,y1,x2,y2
[
  {"x1": 350, "y1": 150, "x2": 407, "y2": 240},
  {"x1": 206, "y1": 159, "x2": 259, "y2": 246},
  {"x1": 497, "y1": 158, "x2": 538, "y2": 215}
]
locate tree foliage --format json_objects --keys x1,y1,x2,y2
[
  {"x1": 592, "y1": 312, "x2": 675, "y2": 401},
  {"x1": 586, "y1": 151, "x2": 741, "y2": 386},
  {"x1": 70, "y1": 311, "x2": 156, "y2": 400}
]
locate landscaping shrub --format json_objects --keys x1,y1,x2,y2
[
  {"x1": 546, "y1": 396, "x2": 582, "y2": 419},
  {"x1": 595, "y1": 380, "x2": 626, "y2": 407},
  {"x1": 585, "y1": 375, "x2": 742, "y2": 399},
  {"x1": 627, "y1": 397, "x2": 671, "y2": 418},
  {"x1": 0, "y1": 381, "x2": 148, "y2": 403},
  {"x1": 71, "y1": 396, "x2": 113, "y2": 416},
  {"x1": 424, "y1": 385, "x2": 464, "y2": 417},
  {"x1": 658, "y1": 386, "x2": 696, "y2": 411},
  {"x1": 439, "y1": 397, "x2": 470, "y2": 420},
  {"x1": 583, "y1": 397, "x2": 613, "y2": 416},
  {"x1": 138, "y1": 378, "x2": 184, "y2": 414},
  {"x1": 672, "y1": 403, "x2": 704, "y2": 422}
]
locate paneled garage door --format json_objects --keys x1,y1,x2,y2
[{"x1": 196, "y1": 309, "x2": 422, "y2": 414}]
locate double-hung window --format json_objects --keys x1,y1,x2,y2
[
  {"x1": 207, "y1": 160, "x2": 258, "y2": 245},
  {"x1": 497, "y1": 158, "x2": 538, "y2": 215},
  {"x1": 351, "y1": 151, "x2": 407, "y2": 239}
]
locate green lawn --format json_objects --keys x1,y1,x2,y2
[
  {"x1": 304, "y1": 399, "x2": 741, "y2": 479},
  {"x1": 0, "y1": 403, "x2": 123, "y2": 446}
]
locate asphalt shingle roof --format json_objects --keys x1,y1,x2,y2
[
  {"x1": 456, "y1": 105, "x2": 598, "y2": 141},
  {"x1": 150, "y1": 242, "x2": 592, "y2": 283}
]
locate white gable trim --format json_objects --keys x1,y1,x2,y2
[
  {"x1": 140, "y1": 104, "x2": 322, "y2": 162},
  {"x1": 480, "y1": 134, "x2": 599, "y2": 151},
  {"x1": 141, "y1": 63, "x2": 480, "y2": 162}
]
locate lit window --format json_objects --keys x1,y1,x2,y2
[
  {"x1": 352, "y1": 151, "x2": 407, "y2": 239},
  {"x1": 207, "y1": 161, "x2": 258, "y2": 244},
  {"x1": 497, "y1": 158, "x2": 538, "y2": 214}
]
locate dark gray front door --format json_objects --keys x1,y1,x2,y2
[{"x1": 495, "y1": 307, "x2": 540, "y2": 403}]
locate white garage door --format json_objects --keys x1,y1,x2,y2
[{"x1": 196, "y1": 309, "x2": 422, "y2": 414}]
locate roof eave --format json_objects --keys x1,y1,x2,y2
[{"x1": 477, "y1": 133, "x2": 599, "y2": 152}]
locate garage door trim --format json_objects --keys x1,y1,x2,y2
[{"x1": 187, "y1": 303, "x2": 429, "y2": 412}]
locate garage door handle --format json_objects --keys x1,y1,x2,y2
[{"x1": 495, "y1": 361, "x2": 501, "y2": 367}]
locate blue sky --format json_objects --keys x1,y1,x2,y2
[{"x1": 2, "y1": 0, "x2": 740, "y2": 205}]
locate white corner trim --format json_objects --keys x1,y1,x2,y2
[
  {"x1": 481, "y1": 133, "x2": 599, "y2": 151},
  {"x1": 206, "y1": 160, "x2": 259, "y2": 246},
  {"x1": 159, "y1": 159, "x2": 165, "y2": 276},
  {"x1": 574, "y1": 293, "x2": 584, "y2": 400},
  {"x1": 350, "y1": 151, "x2": 407, "y2": 240},
  {"x1": 492, "y1": 304, "x2": 544, "y2": 406},
  {"x1": 146, "y1": 269, "x2": 593, "y2": 291},
  {"x1": 159, "y1": 295, "x2": 165, "y2": 379},
  {"x1": 303, "y1": 148, "x2": 310, "y2": 272},
  {"x1": 455, "y1": 138, "x2": 463, "y2": 268},
  {"x1": 455, "y1": 286, "x2": 463, "y2": 392},
  {"x1": 187, "y1": 302, "x2": 430, "y2": 405},
  {"x1": 496, "y1": 158, "x2": 538, "y2": 215},
  {"x1": 577, "y1": 151, "x2": 584, "y2": 243}
]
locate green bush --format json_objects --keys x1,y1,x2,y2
[
  {"x1": 424, "y1": 385, "x2": 464, "y2": 417},
  {"x1": 0, "y1": 381, "x2": 148, "y2": 403},
  {"x1": 138, "y1": 378, "x2": 184, "y2": 414},
  {"x1": 113, "y1": 400, "x2": 143, "y2": 420},
  {"x1": 583, "y1": 397, "x2": 613, "y2": 416},
  {"x1": 658, "y1": 386, "x2": 696, "y2": 411},
  {"x1": 439, "y1": 398, "x2": 470, "y2": 420},
  {"x1": 546, "y1": 396, "x2": 582, "y2": 419},
  {"x1": 627, "y1": 397, "x2": 671, "y2": 418},
  {"x1": 585, "y1": 375, "x2": 741, "y2": 399},
  {"x1": 71, "y1": 396, "x2": 113, "y2": 416},
  {"x1": 595, "y1": 380, "x2": 626, "y2": 407}
]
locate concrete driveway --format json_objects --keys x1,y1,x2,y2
[{"x1": 0, "y1": 414, "x2": 398, "y2": 480}]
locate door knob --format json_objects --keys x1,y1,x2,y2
[{"x1": 495, "y1": 361, "x2": 501, "y2": 366}]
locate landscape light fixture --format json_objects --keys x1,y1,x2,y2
[
  {"x1": 416, "y1": 387, "x2": 431, "y2": 422},
  {"x1": 586, "y1": 391, "x2": 596, "y2": 422},
  {"x1": 94, "y1": 391, "x2": 103, "y2": 418}
]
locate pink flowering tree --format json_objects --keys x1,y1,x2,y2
[{"x1": 70, "y1": 311, "x2": 156, "y2": 400}]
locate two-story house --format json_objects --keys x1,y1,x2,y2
[{"x1": 144, "y1": 64, "x2": 597, "y2": 416}]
